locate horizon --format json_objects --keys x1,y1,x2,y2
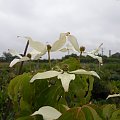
[{"x1": 0, "y1": 0, "x2": 120, "y2": 58}]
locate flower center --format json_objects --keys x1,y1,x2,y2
[
  {"x1": 47, "y1": 44, "x2": 52, "y2": 52},
  {"x1": 80, "y1": 46, "x2": 85, "y2": 53},
  {"x1": 62, "y1": 64, "x2": 69, "y2": 72},
  {"x1": 66, "y1": 32, "x2": 70, "y2": 36},
  {"x1": 27, "y1": 53, "x2": 31, "y2": 59}
]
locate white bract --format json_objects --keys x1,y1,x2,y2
[
  {"x1": 84, "y1": 43, "x2": 103, "y2": 65},
  {"x1": 64, "y1": 34, "x2": 103, "y2": 65},
  {"x1": 8, "y1": 49, "x2": 22, "y2": 58},
  {"x1": 31, "y1": 106, "x2": 62, "y2": 120},
  {"x1": 57, "y1": 72, "x2": 75, "y2": 91},
  {"x1": 65, "y1": 33, "x2": 80, "y2": 52},
  {"x1": 8, "y1": 49, "x2": 41, "y2": 67},
  {"x1": 29, "y1": 49, "x2": 43, "y2": 60},
  {"x1": 59, "y1": 43, "x2": 75, "y2": 54},
  {"x1": 86, "y1": 53, "x2": 103, "y2": 65},
  {"x1": 70, "y1": 69, "x2": 100, "y2": 79},
  {"x1": 88, "y1": 43, "x2": 103, "y2": 55},
  {"x1": 30, "y1": 69, "x2": 100, "y2": 92},
  {"x1": 24, "y1": 33, "x2": 67, "y2": 55},
  {"x1": 106, "y1": 93, "x2": 120, "y2": 99}
]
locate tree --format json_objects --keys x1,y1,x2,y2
[{"x1": 3, "y1": 52, "x2": 13, "y2": 62}]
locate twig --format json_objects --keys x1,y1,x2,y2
[
  {"x1": 48, "y1": 51, "x2": 51, "y2": 69},
  {"x1": 18, "y1": 40, "x2": 29, "y2": 75}
]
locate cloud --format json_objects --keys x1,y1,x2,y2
[{"x1": 0, "y1": 0, "x2": 120, "y2": 58}]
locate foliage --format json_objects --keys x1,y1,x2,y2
[
  {"x1": 59, "y1": 57, "x2": 80, "y2": 71},
  {"x1": 1, "y1": 54, "x2": 120, "y2": 119},
  {"x1": 2, "y1": 52, "x2": 14, "y2": 62},
  {"x1": 0, "y1": 67, "x2": 15, "y2": 120},
  {"x1": 1, "y1": 33, "x2": 120, "y2": 119},
  {"x1": 2, "y1": 68, "x2": 120, "y2": 120},
  {"x1": 58, "y1": 104, "x2": 102, "y2": 120},
  {"x1": 67, "y1": 75, "x2": 94, "y2": 107},
  {"x1": 58, "y1": 104, "x2": 120, "y2": 120}
]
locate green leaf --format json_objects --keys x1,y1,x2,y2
[
  {"x1": 8, "y1": 73, "x2": 34, "y2": 116},
  {"x1": 82, "y1": 105, "x2": 102, "y2": 120},
  {"x1": 87, "y1": 104, "x2": 104, "y2": 119},
  {"x1": 19, "y1": 97, "x2": 32, "y2": 115},
  {"x1": 110, "y1": 109, "x2": 120, "y2": 120},
  {"x1": 8, "y1": 75, "x2": 19, "y2": 100},
  {"x1": 58, "y1": 105, "x2": 102, "y2": 120},
  {"x1": 33, "y1": 78, "x2": 67, "y2": 112},
  {"x1": 59, "y1": 57, "x2": 80, "y2": 71},
  {"x1": 16, "y1": 116, "x2": 33, "y2": 120},
  {"x1": 37, "y1": 84, "x2": 64, "y2": 106},
  {"x1": 88, "y1": 76, "x2": 94, "y2": 91},
  {"x1": 68, "y1": 75, "x2": 94, "y2": 107},
  {"x1": 102, "y1": 104, "x2": 116, "y2": 120},
  {"x1": 8, "y1": 73, "x2": 33, "y2": 102},
  {"x1": 58, "y1": 107, "x2": 86, "y2": 120}
]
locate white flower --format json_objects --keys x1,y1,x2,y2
[
  {"x1": 24, "y1": 33, "x2": 66, "y2": 55},
  {"x1": 30, "y1": 69, "x2": 100, "y2": 92},
  {"x1": 59, "y1": 43, "x2": 75, "y2": 54},
  {"x1": 67, "y1": 37, "x2": 103, "y2": 64},
  {"x1": 66, "y1": 33, "x2": 80, "y2": 52},
  {"x1": 65, "y1": 34, "x2": 103, "y2": 65},
  {"x1": 69, "y1": 69, "x2": 100, "y2": 79},
  {"x1": 106, "y1": 93, "x2": 120, "y2": 99},
  {"x1": 30, "y1": 71, "x2": 61, "y2": 81},
  {"x1": 88, "y1": 43, "x2": 103, "y2": 55},
  {"x1": 31, "y1": 106, "x2": 62, "y2": 120},
  {"x1": 9, "y1": 57, "x2": 30, "y2": 67},
  {"x1": 57, "y1": 72, "x2": 75, "y2": 91},
  {"x1": 84, "y1": 44, "x2": 103, "y2": 65},
  {"x1": 86, "y1": 53, "x2": 103, "y2": 65},
  {"x1": 29, "y1": 49, "x2": 43, "y2": 60},
  {"x1": 8, "y1": 49, "x2": 22, "y2": 58},
  {"x1": 8, "y1": 49, "x2": 42, "y2": 67}
]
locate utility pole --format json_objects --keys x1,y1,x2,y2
[
  {"x1": 101, "y1": 48, "x2": 104, "y2": 56},
  {"x1": 109, "y1": 50, "x2": 111, "y2": 57}
]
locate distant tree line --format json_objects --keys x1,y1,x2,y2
[
  {"x1": 0, "y1": 52, "x2": 14, "y2": 62},
  {"x1": 62, "y1": 53, "x2": 120, "y2": 64},
  {"x1": 0, "y1": 51, "x2": 120, "y2": 63}
]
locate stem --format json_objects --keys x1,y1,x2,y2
[
  {"x1": 29, "y1": 60, "x2": 32, "y2": 72},
  {"x1": 99, "y1": 62, "x2": 101, "y2": 71},
  {"x1": 48, "y1": 51, "x2": 51, "y2": 69},
  {"x1": 36, "y1": 59, "x2": 40, "y2": 71},
  {"x1": 18, "y1": 40, "x2": 29, "y2": 75},
  {"x1": 79, "y1": 52, "x2": 82, "y2": 63},
  {"x1": 2, "y1": 98, "x2": 14, "y2": 120},
  {"x1": 68, "y1": 49, "x2": 69, "y2": 55}
]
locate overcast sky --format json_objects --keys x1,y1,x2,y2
[{"x1": 0, "y1": 0, "x2": 120, "y2": 58}]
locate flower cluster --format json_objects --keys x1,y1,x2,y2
[{"x1": 9, "y1": 32, "x2": 103, "y2": 119}]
